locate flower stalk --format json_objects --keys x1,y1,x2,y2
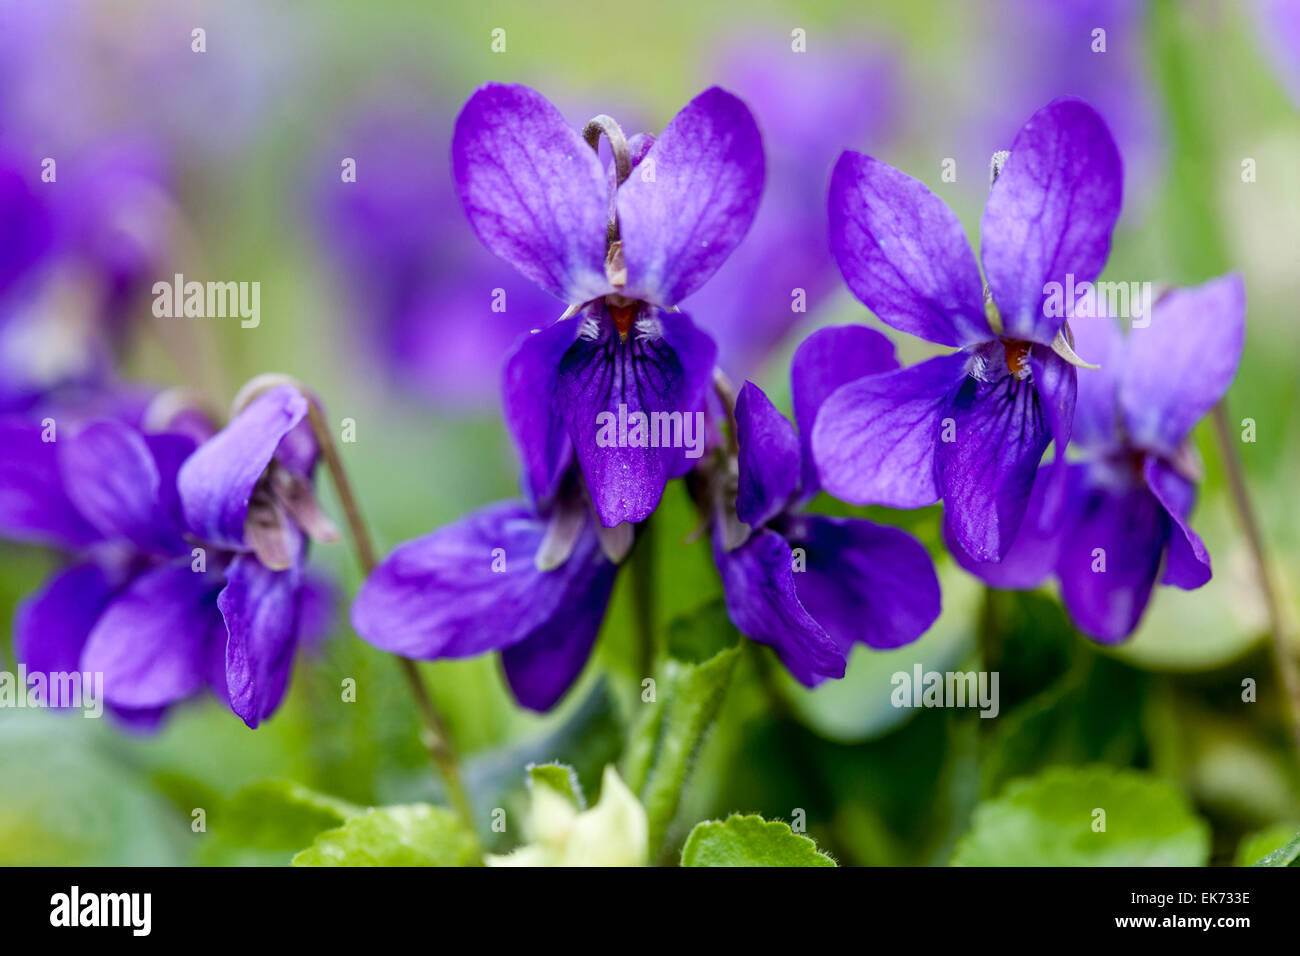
[
  {"x1": 300, "y1": 392, "x2": 478, "y2": 836},
  {"x1": 1209, "y1": 404, "x2": 1300, "y2": 757}
]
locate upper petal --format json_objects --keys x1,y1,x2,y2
[
  {"x1": 178, "y1": 384, "x2": 308, "y2": 550},
  {"x1": 557, "y1": 306, "x2": 716, "y2": 526},
  {"x1": 713, "y1": 526, "x2": 845, "y2": 686},
  {"x1": 616, "y1": 86, "x2": 765, "y2": 305},
  {"x1": 735, "y1": 381, "x2": 800, "y2": 528},
  {"x1": 218, "y1": 539, "x2": 305, "y2": 728},
  {"x1": 980, "y1": 97, "x2": 1123, "y2": 344},
  {"x1": 452, "y1": 83, "x2": 610, "y2": 302},
  {"x1": 828, "y1": 151, "x2": 990, "y2": 346},
  {"x1": 1143, "y1": 455, "x2": 1212, "y2": 590},
  {"x1": 1119, "y1": 274, "x2": 1246, "y2": 457},
  {"x1": 782, "y1": 514, "x2": 941, "y2": 652},
  {"x1": 811, "y1": 351, "x2": 968, "y2": 508},
  {"x1": 82, "y1": 562, "x2": 225, "y2": 710},
  {"x1": 790, "y1": 325, "x2": 898, "y2": 498}
]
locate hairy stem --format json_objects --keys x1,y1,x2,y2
[
  {"x1": 301, "y1": 395, "x2": 478, "y2": 836},
  {"x1": 1209, "y1": 405, "x2": 1300, "y2": 758}
]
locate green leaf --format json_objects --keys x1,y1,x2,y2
[
  {"x1": 1244, "y1": 824, "x2": 1300, "y2": 867},
  {"x1": 623, "y1": 599, "x2": 741, "y2": 857},
  {"x1": 292, "y1": 805, "x2": 479, "y2": 866},
  {"x1": 952, "y1": 766, "x2": 1209, "y2": 866},
  {"x1": 0, "y1": 713, "x2": 189, "y2": 865},
  {"x1": 197, "y1": 780, "x2": 363, "y2": 866},
  {"x1": 681, "y1": 814, "x2": 836, "y2": 867},
  {"x1": 527, "y1": 762, "x2": 585, "y2": 809}
]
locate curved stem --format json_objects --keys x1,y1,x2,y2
[
  {"x1": 301, "y1": 396, "x2": 478, "y2": 836},
  {"x1": 1209, "y1": 404, "x2": 1300, "y2": 760}
]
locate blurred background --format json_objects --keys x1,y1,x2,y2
[{"x1": 1, "y1": 0, "x2": 1298, "y2": 865}]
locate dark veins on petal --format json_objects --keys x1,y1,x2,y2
[{"x1": 559, "y1": 306, "x2": 680, "y2": 412}]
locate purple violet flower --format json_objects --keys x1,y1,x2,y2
[
  {"x1": 452, "y1": 84, "x2": 764, "y2": 527},
  {"x1": 3, "y1": 383, "x2": 335, "y2": 728},
  {"x1": 712, "y1": 326, "x2": 942, "y2": 685},
  {"x1": 950, "y1": 275, "x2": 1245, "y2": 642},
  {"x1": 352, "y1": 466, "x2": 620, "y2": 712},
  {"x1": 813, "y1": 97, "x2": 1122, "y2": 563}
]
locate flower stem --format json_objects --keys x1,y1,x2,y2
[
  {"x1": 300, "y1": 395, "x2": 478, "y2": 835},
  {"x1": 1209, "y1": 404, "x2": 1300, "y2": 759},
  {"x1": 630, "y1": 513, "x2": 657, "y2": 682}
]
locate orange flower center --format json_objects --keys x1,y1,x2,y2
[{"x1": 1003, "y1": 339, "x2": 1031, "y2": 377}]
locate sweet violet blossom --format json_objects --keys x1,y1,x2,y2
[
  {"x1": 4, "y1": 383, "x2": 334, "y2": 728},
  {"x1": 813, "y1": 98, "x2": 1122, "y2": 563},
  {"x1": 712, "y1": 326, "x2": 942, "y2": 685},
  {"x1": 452, "y1": 84, "x2": 763, "y2": 526},
  {"x1": 950, "y1": 275, "x2": 1245, "y2": 642},
  {"x1": 352, "y1": 466, "x2": 620, "y2": 712}
]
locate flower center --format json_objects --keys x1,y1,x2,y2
[
  {"x1": 606, "y1": 296, "x2": 639, "y2": 342},
  {"x1": 1002, "y1": 338, "x2": 1031, "y2": 378}
]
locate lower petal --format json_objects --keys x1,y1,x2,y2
[
  {"x1": 947, "y1": 463, "x2": 1072, "y2": 590},
  {"x1": 937, "y1": 354, "x2": 1060, "y2": 563},
  {"x1": 500, "y1": 548, "x2": 618, "y2": 712},
  {"x1": 218, "y1": 545, "x2": 304, "y2": 728},
  {"x1": 15, "y1": 562, "x2": 115, "y2": 680},
  {"x1": 82, "y1": 563, "x2": 225, "y2": 710},
  {"x1": 1144, "y1": 456, "x2": 1212, "y2": 590},
  {"x1": 351, "y1": 500, "x2": 611, "y2": 662},
  {"x1": 713, "y1": 526, "x2": 845, "y2": 685},
  {"x1": 781, "y1": 514, "x2": 940, "y2": 652},
  {"x1": 557, "y1": 306, "x2": 716, "y2": 526},
  {"x1": 1056, "y1": 475, "x2": 1169, "y2": 643}
]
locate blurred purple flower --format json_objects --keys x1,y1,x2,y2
[
  {"x1": 312, "y1": 105, "x2": 552, "y2": 410},
  {"x1": 952, "y1": 275, "x2": 1245, "y2": 642},
  {"x1": 1258, "y1": 0, "x2": 1300, "y2": 107},
  {"x1": 3, "y1": 384, "x2": 334, "y2": 728},
  {"x1": 454, "y1": 83, "x2": 763, "y2": 527},
  {"x1": 813, "y1": 98, "x2": 1122, "y2": 563},
  {"x1": 687, "y1": 37, "x2": 898, "y2": 378},
  {"x1": 352, "y1": 467, "x2": 620, "y2": 712},
  {"x1": 0, "y1": 137, "x2": 177, "y2": 411},
  {"x1": 714, "y1": 326, "x2": 941, "y2": 685}
]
